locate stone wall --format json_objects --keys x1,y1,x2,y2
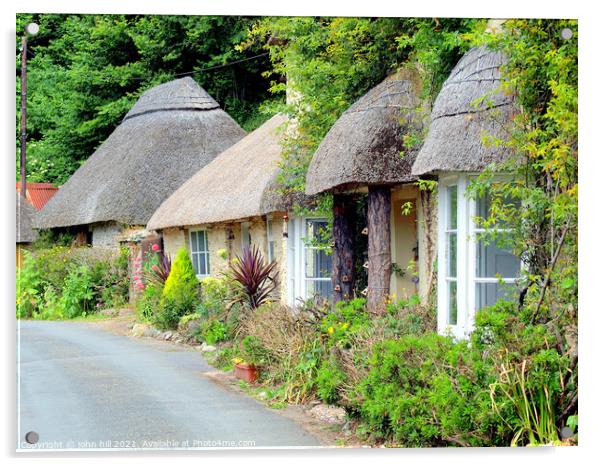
[{"x1": 91, "y1": 222, "x2": 123, "y2": 249}]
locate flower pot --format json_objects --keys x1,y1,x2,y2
[{"x1": 234, "y1": 363, "x2": 259, "y2": 384}]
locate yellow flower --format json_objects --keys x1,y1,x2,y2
[
  {"x1": 327, "y1": 326, "x2": 334, "y2": 335},
  {"x1": 232, "y1": 357, "x2": 245, "y2": 365},
  {"x1": 342, "y1": 322, "x2": 349, "y2": 330}
]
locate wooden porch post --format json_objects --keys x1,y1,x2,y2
[
  {"x1": 332, "y1": 194, "x2": 356, "y2": 305},
  {"x1": 367, "y1": 186, "x2": 391, "y2": 313}
]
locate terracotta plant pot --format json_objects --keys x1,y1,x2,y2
[{"x1": 234, "y1": 363, "x2": 259, "y2": 384}]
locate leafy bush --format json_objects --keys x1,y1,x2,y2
[
  {"x1": 320, "y1": 298, "x2": 371, "y2": 348},
  {"x1": 230, "y1": 245, "x2": 278, "y2": 309},
  {"x1": 316, "y1": 356, "x2": 346, "y2": 404},
  {"x1": 136, "y1": 284, "x2": 162, "y2": 322},
  {"x1": 198, "y1": 319, "x2": 230, "y2": 345},
  {"x1": 60, "y1": 265, "x2": 94, "y2": 318},
  {"x1": 240, "y1": 335, "x2": 271, "y2": 366},
  {"x1": 197, "y1": 277, "x2": 230, "y2": 317},
  {"x1": 16, "y1": 246, "x2": 129, "y2": 319},
  {"x1": 158, "y1": 248, "x2": 199, "y2": 329},
  {"x1": 16, "y1": 251, "x2": 42, "y2": 318},
  {"x1": 353, "y1": 334, "x2": 502, "y2": 447}
]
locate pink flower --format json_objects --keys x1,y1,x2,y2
[
  {"x1": 151, "y1": 244, "x2": 160, "y2": 252},
  {"x1": 136, "y1": 282, "x2": 145, "y2": 290},
  {"x1": 151, "y1": 265, "x2": 159, "y2": 272},
  {"x1": 132, "y1": 275, "x2": 140, "y2": 281}
]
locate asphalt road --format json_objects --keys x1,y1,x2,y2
[{"x1": 17, "y1": 320, "x2": 320, "y2": 450}]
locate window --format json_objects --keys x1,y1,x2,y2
[
  {"x1": 438, "y1": 175, "x2": 520, "y2": 338},
  {"x1": 241, "y1": 222, "x2": 251, "y2": 250},
  {"x1": 304, "y1": 219, "x2": 333, "y2": 299},
  {"x1": 286, "y1": 217, "x2": 333, "y2": 305},
  {"x1": 189, "y1": 229, "x2": 210, "y2": 278},
  {"x1": 266, "y1": 217, "x2": 275, "y2": 263}
]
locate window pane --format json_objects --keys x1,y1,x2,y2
[
  {"x1": 307, "y1": 219, "x2": 328, "y2": 243},
  {"x1": 192, "y1": 254, "x2": 200, "y2": 276},
  {"x1": 476, "y1": 191, "x2": 521, "y2": 227},
  {"x1": 476, "y1": 282, "x2": 518, "y2": 310},
  {"x1": 198, "y1": 253, "x2": 206, "y2": 276},
  {"x1": 269, "y1": 242, "x2": 275, "y2": 263},
  {"x1": 448, "y1": 281, "x2": 457, "y2": 325},
  {"x1": 448, "y1": 185, "x2": 457, "y2": 230},
  {"x1": 200, "y1": 231, "x2": 208, "y2": 253},
  {"x1": 190, "y1": 232, "x2": 198, "y2": 253},
  {"x1": 476, "y1": 237, "x2": 521, "y2": 278},
  {"x1": 447, "y1": 233, "x2": 457, "y2": 278},
  {"x1": 306, "y1": 248, "x2": 332, "y2": 279},
  {"x1": 307, "y1": 280, "x2": 333, "y2": 299}
]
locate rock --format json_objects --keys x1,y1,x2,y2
[
  {"x1": 130, "y1": 323, "x2": 148, "y2": 338},
  {"x1": 177, "y1": 317, "x2": 202, "y2": 336},
  {"x1": 163, "y1": 332, "x2": 173, "y2": 341},
  {"x1": 257, "y1": 391, "x2": 268, "y2": 400},
  {"x1": 308, "y1": 404, "x2": 347, "y2": 425},
  {"x1": 200, "y1": 343, "x2": 216, "y2": 353},
  {"x1": 142, "y1": 327, "x2": 159, "y2": 338}
]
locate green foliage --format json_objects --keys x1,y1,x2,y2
[
  {"x1": 240, "y1": 335, "x2": 271, "y2": 366},
  {"x1": 16, "y1": 251, "x2": 42, "y2": 318},
  {"x1": 136, "y1": 284, "x2": 162, "y2": 322},
  {"x1": 158, "y1": 247, "x2": 199, "y2": 329},
  {"x1": 316, "y1": 356, "x2": 346, "y2": 404},
  {"x1": 320, "y1": 298, "x2": 370, "y2": 348},
  {"x1": 16, "y1": 246, "x2": 129, "y2": 319},
  {"x1": 60, "y1": 265, "x2": 94, "y2": 318},
  {"x1": 198, "y1": 319, "x2": 230, "y2": 345},
  {"x1": 197, "y1": 277, "x2": 229, "y2": 317},
  {"x1": 16, "y1": 14, "x2": 274, "y2": 184},
  {"x1": 354, "y1": 334, "x2": 502, "y2": 447}
]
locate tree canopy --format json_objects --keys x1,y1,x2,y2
[{"x1": 16, "y1": 14, "x2": 275, "y2": 184}]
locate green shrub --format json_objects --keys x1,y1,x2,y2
[
  {"x1": 60, "y1": 265, "x2": 94, "y2": 318},
  {"x1": 16, "y1": 246, "x2": 129, "y2": 319},
  {"x1": 158, "y1": 248, "x2": 199, "y2": 329},
  {"x1": 354, "y1": 334, "x2": 501, "y2": 446},
  {"x1": 240, "y1": 335, "x2": 271, "y2": 366},
  {"x1": 16, "y1": 251, "x2": 42, "y2": 319},
  {"x1": 320, "y1": 298, "x2": 371, "y2": 348},
  {"x1": 198, "y1": 319, "x2": 230, "y2": 345},
  {"x1": 317, "y1": 356, "x2": 346, "y2": 404},
  {"x1": 197, "y1": 277, "x2": 229, "y2": 317},
  {"x1": 136, "y1": 284, "x2": 162, "y2": 322}
]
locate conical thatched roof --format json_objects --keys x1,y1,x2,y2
[
  {"x1": 412, "y1": 47, "x2": 516, "y2": 176},
  {"x1": 37, "y1": 77, "x2": 246, "y2": 229},
  {"x1": 17, "y1": 195, "x2": 38, "y2": 243},
  {"x1": 148, "y1": 114, "x2": 293, "y2": 230},
  {"x1": 305, "y1": 70, "x2": 425, "y2": 196}
]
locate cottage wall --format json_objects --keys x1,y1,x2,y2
[
  {"x1": 91, "y1": 222, "x2": 123, "y2": 248},
  {"x1": 158, "y1": 214, "x2": 288, "y2": 304},
  {"x1": 390, "y1": 185, "x2": 420, "y2": 300}
]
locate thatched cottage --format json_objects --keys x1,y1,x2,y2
[
  {"x1": 16, "y1": 195, "x2": 38, "y2": 267},
  {"x1": 412, "y1": 46, "x2": 521, "y2": 338},
  {"x1": 147, "y1": 113, "x2": 329, "y2": 305},
  {"x1": 305, "y1": 70, "x2": 435, "y2": 309},
  {"x1": 36, "y1": 77, "x2": 246, "y2": 248}
]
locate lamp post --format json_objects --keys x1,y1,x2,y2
[{"x1": 19, "y1": 22, "x2": 39, "y2": 199}]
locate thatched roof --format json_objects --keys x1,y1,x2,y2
[
  {"x1": 412, "y1": 47, "x2": 516, "y2": 176},
  {"x1": 37, "y1": 77, "x2": 246, "y2": 229},
  {"x1": 17, "y1": 195, "x2": 38, "y2": 244},
  {"x1": 148, "y1": 114, "x2": 295, "y2": 230},
  {"x1": 305, "y1": 70, "x2": 425, "y2": 196}
]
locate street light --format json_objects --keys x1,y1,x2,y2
[{"x1": 19, "y1": 22, "x2": 38, "y2": 199}]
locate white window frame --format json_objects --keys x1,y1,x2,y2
[
  {"x1": 189, "y1": 228, "x2": 210, "y2": 279},
  {"x1": 286, "y1": 217, "x2": 332, "y2": 305},
  {"x1": 438, "y1": 174, "x2": 520, "y2": 338}
]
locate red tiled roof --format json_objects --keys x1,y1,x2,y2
[{"x1": 16, "y1": 182, "x2": 59, "y2": 211}]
